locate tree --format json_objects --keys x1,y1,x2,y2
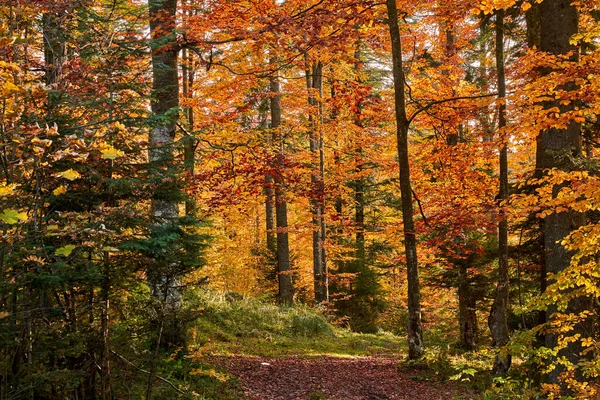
[
  {"x1": 488, "y1": 8, "x2": 511, "y2": 375},
  {"x1": 386, "y1": 0, "x2": 424, "y2": 359},
  {"x1": 535, "y1": 0, "x2": 590, "y2": 386},
  {"x1": 148, "y1": 0, "x2": 181, "y2": 295},
  {"x1": 306, "y1": 59, "x2": 328, "y2": 304},
  {"x1": 270, "y1": 61, "x2": 294, "y2": 305}
]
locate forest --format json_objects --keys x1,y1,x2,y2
[{"x1": 0, "y1": 0, "x2": 599, "y2": 399}]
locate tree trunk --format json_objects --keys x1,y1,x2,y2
[
  {"x1": 149, "y1": 0, "x2": 179, "y2": 219},
  {"x1": 488, "y1": 8, "x2": 511, "y2": 375},
  {"x1": 100, "y1": 254, "x2": 111, "y2": 400},
  {"x1": 264, "y1": 86, "x2": 276, "y2": 272},
  {"x1": 181, "y1": 9, "x2": 196, "y2": 217},
  {"x1": 148, "y1": 0, "x2": 182, "y2": 345},
  {"x1": 386, "y1": 0, "x2": 424, "y2": 359},
  {"x1": 458, "y1": 262, "x2": 478, "y2": 351},
  {"x1": 270, "y1": 69, "x2": 294, "y2": 305},
  {"x1": 536, "y1": 0, "x2": 591, "y2": 386},
  {"x1": 306, "y1": 60, "x2": 327, "y2": 304},
  {"x1": 42, "y1": 12, "x2": 66, "y2": 117},
  {"x1": 265, "y1": 150, "x2": 277, "y2": 274},
  {"x1": 525, "y1": 3, "x2": 541, "y2": 49}
]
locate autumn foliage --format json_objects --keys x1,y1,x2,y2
[{"x1": 0, "y1": 0, "x2": 599, "y2": 398}]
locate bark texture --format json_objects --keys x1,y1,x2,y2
[
  {"x1": 537, "y1": 0, "x2": 592, "y2": 386},
  {"x1": 488, "y1": 9, "x2": 511, "y2": 375},
  {"x1": 458, "y1": 262, "x2": 478, "y2": 351},
  {"x1": 148, "y1": 0, "x2": 182, "y2": 334},
  {"x1": 306, "y1": 61, "x2": 328, "y2": 304},
  {"x1": 42, "y1": 12, "x2": 66, "y2": 117},
  {"x1": 149, "y1": 0, "x2": 179, "y2": 219},
  {"x1": 270, "y1": 71, "x2": 294, "y2": 305},
  {"x1": 386, "y1": 0, "x2": 424, "y2": 359},
  {"x1": 181, "y1": 11, "x2": 196, "y2": 217}
]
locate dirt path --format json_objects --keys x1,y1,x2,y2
[{"x1": 213, "y1": 356, "x2": 476, "y2": 400}]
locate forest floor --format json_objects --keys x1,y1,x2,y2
[
  {"x1": 185, "y1": 293, "x2": 483, "y2": 399},
  {"x1": 209, "y1": 355, "x2": 477, "y2": 400}
]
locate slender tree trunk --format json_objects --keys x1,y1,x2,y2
[
  {"x1": 354, "y1": 151, "x2": 365, "y2": 274},
  {"x1": 488, "y1": 9, "x2": 511, "y2": 375},
  {"x1": 42, "y1": 12, "x2": 66, "y2": 118},
  {"x1": 478, "y1": 18, "x2": 494, "y2": 143},
  {"x1": 181, "y1": 11, "x2": 196, "y2": 217},
  {"x1": 386, "y1": 0, "x2": 424, "y2": 359},
  {"x1": 306, "y1": 60, "x2": 327, "y2": 304},
  {"x1": 458, "y1": 262, "x2": 477, "y2": 351},
  {"x1": 330, "y1": 73, "x2": 343, "y2": 233},
  {"x1": 536, "y1": 0, "x2": 591, "y2": 386},
  {"x1": 270, "y1": 69, "x2": 294, "y2": 305},
  {"x1": 319, "y1": 92, "x2": 328, "y2": 303},
  {"x1": 100, "y1": 254, "x2": 111, "y2": 400},
  {"x1": 265, "y1": 175, "x2": 277, "y2": 261},
  {"x1": 265, "y1": 104, "x2": 277, "y2": 274},
  {"x1": 263, "y1": 81, "x2": 276, "y2": 268}
]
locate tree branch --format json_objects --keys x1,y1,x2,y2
[
  {"x1": 411, "y1": 188, "x2": 429, "y2": 227},
  {"x1": 408, "y1": 93, "x2": 498, "y2": 124}
]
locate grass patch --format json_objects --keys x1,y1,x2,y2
[{"x1": 187, "y1": 290, "x2": 405, "y2": 358}]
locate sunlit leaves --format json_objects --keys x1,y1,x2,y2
[
  {"x1": 99, "y1": 144, "x2": 124, "y2": 159},
  {"x1": 0, "y1": 184, "x2": 16, "y2": 196},
  {"x1": 58, "y1": 169, "x2": 81, "y2": 181},
  {"x1": 53, "y1": 185, "x2": 67, "y2": 196}
]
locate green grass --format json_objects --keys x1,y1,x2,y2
[
  {"x1": 187, "y1": 290, "x2": 406, "y2": 358},
  {"x1": 149, "y1": 291, "x2": 504, "y2": 399}
]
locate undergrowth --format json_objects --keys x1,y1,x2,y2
[{"x1": 187, "y1": 289, "x2": 404, "y2": 358}]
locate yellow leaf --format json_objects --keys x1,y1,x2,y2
[
  {"x1": 53, "y1": 185, "x2": 67, "y2": 196},
  {"x1": 59, "y1": 169, "x2": 80, "y2": 181},
  {"x1": 100, "y1": 145, "x2": 124, "y2": 160},
  {"x1": 522, "y1": 2, "x2": 531, "y2": 11},
  {"x1": 0, "y1": 183, "x2": 16, "y2": 196},
  {"x1": 114, "y1": 121, "x2": 127, "y2": 132}
]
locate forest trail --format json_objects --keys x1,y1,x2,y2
[{"x1": 212, "y1": 355, "x2": 475, "y2": 400}]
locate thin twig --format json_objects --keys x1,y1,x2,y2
[{"x1": 516, "y1": 225, "x2": 526, "y2": 329}]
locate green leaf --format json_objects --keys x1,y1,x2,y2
[
  {"x1": 56, "y1": 245, "x2": 76, "y2": 257},
  {"x1": 0, "y1": 209, "x2": 27, "y2": 224}
]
